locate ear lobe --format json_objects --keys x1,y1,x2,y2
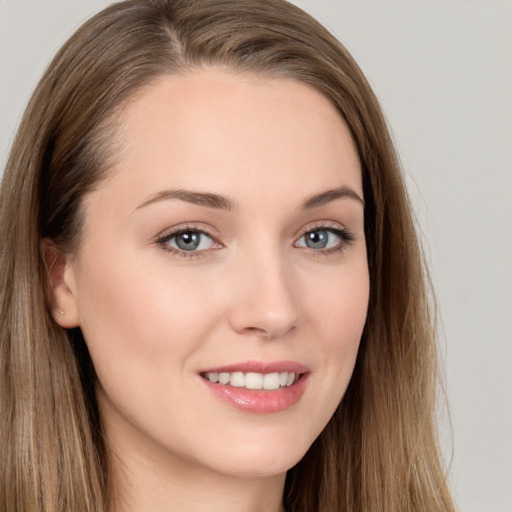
[{"x1": 40, "y1": 238, "x2": 80, "y2": 328}]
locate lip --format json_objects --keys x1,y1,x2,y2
[
  {"x1": 200, "y1": 360, "x2": 309, "y2": 374},
  {"x1": 199, "y1": 360, "x2": 310, "y2": 414}
]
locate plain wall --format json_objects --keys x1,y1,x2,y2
[{"x1": 1, "y1": 1, "x2": 511, "y2": 511}]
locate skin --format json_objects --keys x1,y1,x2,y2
[{"x1": 49, "y1": 69, "x2": 369, "y2": 512}]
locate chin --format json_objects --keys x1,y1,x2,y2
[{"x1": 197, "y1": 432, "x2": 315, "y2": 479}]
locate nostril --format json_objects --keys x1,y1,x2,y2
[
  {"x1": 244, "y1": 326, "x2": 267, "y2": 334},
  {"x1": 239, "y1": 326, "x2": 275, "y2": 339},
  {"x1": 238, "y1": 324, "x2": 297, "y2": 340}
]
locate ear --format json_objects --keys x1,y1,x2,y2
[{"x1": 41, "y1": 238, "x2": 81, "y2": 328}]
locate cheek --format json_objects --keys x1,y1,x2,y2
[
  {"x1": 304, "y1": 259, "x2": 369, "y2": 388},
  {"x1": 72, "y1": 250, "x2": 226, "y2": 445},
  {"x1": 72, "y1": 248, "x2": 220, "y2": 387},
  {"x1": 308, "y1": 259, "x2": 369, "y2": 345}
]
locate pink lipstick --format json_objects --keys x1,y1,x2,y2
[{"x1": 199, "y1": 360, "x2": 309, "y2": 414}]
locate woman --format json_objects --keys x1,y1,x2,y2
[{"x1": 0, "y1": 0, "x2": 456, "y2": 511}]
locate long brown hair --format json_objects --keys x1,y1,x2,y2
[{"x1": 0, "y1": 1, "x2": 455, "y2": 510}]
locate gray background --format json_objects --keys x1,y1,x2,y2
[{"x1": 1, "y1": 1, "x2": 511, "y2": 511}]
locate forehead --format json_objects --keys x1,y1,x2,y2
[{"x1": 98, "y1": 68, "x2": 362, "y2": 209}]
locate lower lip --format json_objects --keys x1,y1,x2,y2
[{"x1": 201, "y1": 374, "x2": 309, "y2": 414}]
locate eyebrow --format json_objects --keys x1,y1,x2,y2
[
  {"x1": 301, "y1": 186, "x2": 364, "y2": 209},
  {"x1": 136, "y1": 189, "x2": 236, "y2": 211},
  {"x1": 135, "y1": 185, "x2": 363, "y2": 212}
]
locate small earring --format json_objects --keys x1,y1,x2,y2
[{"x1": 58, "y1": 308, "x2": 65, "y2": 316}]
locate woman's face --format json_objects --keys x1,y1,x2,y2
[{"x1": 55, "y1": 69, "x2": 369, "y2": 478}]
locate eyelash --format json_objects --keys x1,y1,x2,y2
[
  {"x1": 295, "y1": 223, "x2": 355, "y2": 256},
  {"x1": 155, "y1": 222, "x2": 355, "y2": 259},
  {"x1": 155, "y1": 224, "x2": 219, "y2": 259}
]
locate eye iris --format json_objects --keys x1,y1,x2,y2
[
  {"x1": 175, "y1": 231, "x2": 201, "y2": 250},
  {"x1": 306, "y1": 230, "x2": 328, "y2": 249}
]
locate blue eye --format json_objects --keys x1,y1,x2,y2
[
  {"x1": 295, "y1": 227, "x2": 353, "y2": 251},
  {"x1": 159, "y1": 230, "x2": 215, "y2": 252},
  {"x1": 303, "y1": 230, "x2": 331, "y2": 249}
]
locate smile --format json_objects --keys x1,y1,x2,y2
[
  {"x1": 199, "y1": 361, "x2": 309, "y2": 413},
  {"x1": 202, "y1": 371, "x2": 299, "y2": 390}
]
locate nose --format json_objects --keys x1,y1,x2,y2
[{"x1": 228, "y1": 250, "x2": 299, "y2": 339}]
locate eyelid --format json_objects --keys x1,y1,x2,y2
[
  {"x1": 295, "y1": 220, "x2": 351, "y2": 238},
  {"x1": 155, "y1": 222, "x2": 219, "y2": 241}
]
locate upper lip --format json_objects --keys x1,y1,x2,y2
[{"x1": 199, "y1": 360, "x2": 309, "y2": 374}]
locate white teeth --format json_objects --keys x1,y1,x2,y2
[
  {"x1": 263, "y1": 372, "x2": 280, "y2": 390},
  {"x1": 203, "y1": 371, "x2": 300, "y2": 390},
  {"x1": 230, "y1": 372, "x2": 245, "y2": 387},
  {"x1": 218, "y1": 372, "x2": 230, "y2": 384},
  {"x1": 207, "y1": 372, "x2": 219, "y2": 383},
  {"x1": 245, "y1": 372, "x2": 263, "y2": 389}
]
